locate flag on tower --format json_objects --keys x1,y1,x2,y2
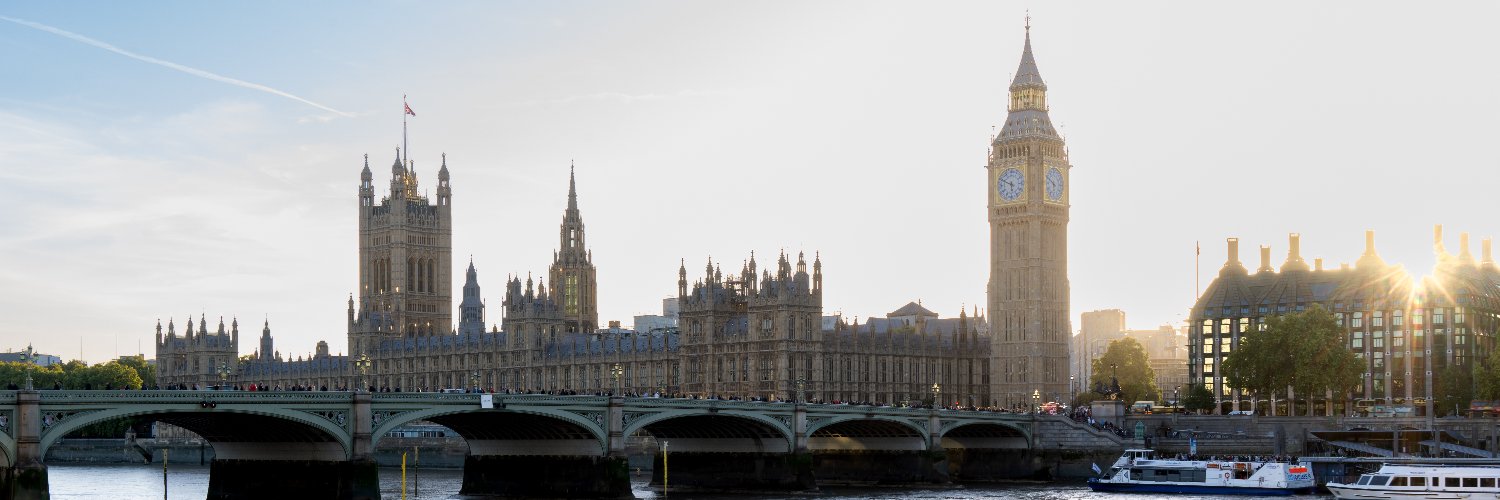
[{"x1": 404, "y1": 102, "x2": 416, "y2": 116}]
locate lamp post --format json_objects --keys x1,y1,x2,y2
[
  {"x1": 932, "y1": 383, "x2": 942, "y2": 409},
  {"x1": 1069, "y1": 375, "x2": 1075, "y2": 403},
  {"x1": 611, "y1": 363, "x2": 623, "y2": 396},
  {"x1": 795, "y1": 378, "x2": 806, "y2": 404},
  {"x1": 1032, "y1": 389, "x2": 1041, "y2": 414},
  {"x1": 1174, "y1": 388, "x2": 1180, "y2": 413},
  {"x1": 216, "y1": 362, "x2": 232, "y2": 389},
  {"x1": 470, "y1": 371, "x2": 481, "y2": 394},
  {"x1": 20, "y1": 344, "x2": 35, "y2": 390},
  {"x1": 354, "y1": 352, "x2": 371, "y2": 393}
]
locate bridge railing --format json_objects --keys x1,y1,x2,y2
[{"x1": 34, "y1": 390, "x2": 355, "y2": 403}]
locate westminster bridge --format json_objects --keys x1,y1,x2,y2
[{"x1": 0, "y1": 390, "x2": 1117, "y2": 499}]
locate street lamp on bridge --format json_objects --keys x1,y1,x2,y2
[
  {"x1": 932, "y1": 383, "x2": 941, "y2": 409},
  {"x1": 795, "y1": 378, "x2": 806, "y2": 404},
  {"x1": 611, "y1": 363, "x2": 623, "y2": 396},
  {"x1": 19, "y1": 344, "x2": 36, "y2": 390},
  {"x1": 216, "y1": 361, "x2": 233, "y2": 388},
  {"x1": 354, "y1": 352, "x2": 371, "y2": 392},
  {"x1": 1031, "y1": 389, "x2": 1041, "y2": 414}
]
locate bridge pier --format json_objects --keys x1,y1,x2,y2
[
  {"x1": 4, "y1": 390, "x2": 48, "y2": 500},
  {"x1": 461, "y1": 455, "x2": 631, "y2": 498},
  {"x1": 651, "y1": 451, "x2": 814, "y2": 492},
  {"x1": 812, "y1": 450, "x2": 949, "y2": 485},
  {"x1": 206, "y1": 458, "x2": 378, "y2": 500}
]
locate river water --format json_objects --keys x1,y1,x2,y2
[{"x1": 49, "y1": 464, "x2": 1333, "y2": 499}]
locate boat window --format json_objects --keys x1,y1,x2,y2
[
  {"x1": 1391, "y1": 477, "x2": 1408, "y2": 487},
  {"x1": 1464, "y1": 477, "x2": 1478, "y2": 488},
  {"x1": 1448, "y1": 477, "x2": 1461, "y2": 487},
  {"x1": 1369, "y1": 476, "x2": 1391, "y2": 486},
  {"x1": 1410, "y1": 477, "x2": 1426, "y2": 487},
  {"x1": 1357, "y1": 476, "x2": 1371, "y2": 485},
  {"x1": 1482, "y1": 477, "x2": 1495, "y2": 488}
]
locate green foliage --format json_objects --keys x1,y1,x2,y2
[
  {"x1": 1182, "y1": 385, "x2": 1215, "y2": 412},
  {"x1": 1476, "y1": 348, "x2": 1500, "y2": 401},
  {"x1": 1436, "y1": 363, "x2": 1474, "y2": 417},
  {"x1": 1221, "y1": 304, "x2": 1361, "y2": 415},
  {"x1": 116, "y1": 355, "x2": 156, "y2": 388},
  {"x1": 1089, "y1": 337, "x2": 1159, "y2": 404},
  {"x1": 0, "y1": 360, "x2": 144, "y2": 390}
]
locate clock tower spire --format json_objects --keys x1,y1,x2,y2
[{"x1": 987, "y1": 21, "x2": 1071, "y2": 409}]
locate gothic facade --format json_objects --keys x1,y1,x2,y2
[
  {"x1": 987, "y1": 24, "x2": 1072, "y2": 407},
  {"x1": 156, "y1": 19, "x2": 1054, "y2": 400},
  {"x1": 156, "y1": 316, "x2": 241, "y2": 388}
]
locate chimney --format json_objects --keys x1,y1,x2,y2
[
  {"x1": 1281, "y1": 233, "x2": 1309, "y2": 272},
  {"x1": 1459, "y1": 232, "x2": 1474, "y2": 262},
  {"x1": 1315, "y1": 258, "x2": 1324, "y2": 271},
  {"x1": 1483, "y1": 238, "x2": 1494, "y2": 266},
  {"x1": 1220, "y1": 238, "x2": 1248, "y2": 276},
  {"x1": 1435, "y1": 224, "x2": 1447, "y2": 255},
  {"x1": 1258, "y1": 245, "x2": 1274, "y2": 273},
  {"x1": 1357, "y1": 229, "x2": 1386, "y2": 269}
]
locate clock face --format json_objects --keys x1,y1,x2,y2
[
  {"x1": 997, "y1": 168, "x2": 1024, "y2": 202},
  {"x1": 1045, "y1": 167, "x2": 1064, "y2": 201}
]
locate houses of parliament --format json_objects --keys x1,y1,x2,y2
[{"x1": 156, "y1": 26, "x2": 1074, "y2": 409}]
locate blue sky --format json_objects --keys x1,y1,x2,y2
[{"x1": 2, "y1": 2, "x2": 1498, "y2": 363}]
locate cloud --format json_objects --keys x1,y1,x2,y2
[{"x1": 0, "y1": 15, "x2": 355, "y2": 118}]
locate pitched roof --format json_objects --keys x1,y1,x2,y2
[{"x1": 888, "y1": 301, "x2": 939, "y2": 318}]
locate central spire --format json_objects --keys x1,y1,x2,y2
[
  {"x1": 1010, "y1": 19, "x2": 1046, "y2": 91},
  {"x1": 997, "y1": 19, "x2": 1059, "y2": 141},
  {"x1": 567, "y1": 160, "x2": 578, "y2": 214}
]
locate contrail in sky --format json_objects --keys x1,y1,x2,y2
[{"x1": 1, "y1": 15, "x2": 354, "y2": 117}]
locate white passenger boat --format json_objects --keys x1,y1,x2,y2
[
  {"x1": 1088, "y1": 449, "x2": 1316, "y2": 495},
  {"x1": 1327, "y1": 464, "x2": 1500, "y2": 499}
]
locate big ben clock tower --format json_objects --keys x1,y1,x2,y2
[{"x1": 987, "y1": 22, "x2": 1071, "y2": 408}]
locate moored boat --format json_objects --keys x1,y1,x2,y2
[
  {"x1": 1087, "y1": 449, "x2": 1316, "y2": 495},
  {"x1": 1327, "y1": 463, "x2": 1500, "y2": 499}
]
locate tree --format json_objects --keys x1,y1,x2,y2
[
  {"x1": 1476, "y1": 348, "x2": 1500, "y2": 402},
  {"x1": 1222, "y1": 304, "x2": 1361, "y2": 416},
  {"x1": 1182, "y1": 384, "x2": 1215, "y2": 413},
  {"x1": 1089, "y1": 337, "x2": 1159, "y2": 404},
  {"x1": 1436, "y1": 363, "x2": 1474, "y2": 417},
  {"x1": 117, "y1": 355, "x2": 156, "y2": 388}
]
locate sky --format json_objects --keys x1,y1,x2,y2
[{"x1": 2, "y1": 2, "x2": 1497, "y2": 364}]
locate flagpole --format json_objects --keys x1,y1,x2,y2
[{"x1": 402, "y1": 94, "x2": 408, "y2": 163}]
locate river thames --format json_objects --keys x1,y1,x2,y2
[{"x1": 48, "y1": 464, "x2": 1333, "y2": 499}]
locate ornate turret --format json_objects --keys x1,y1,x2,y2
[
  {"x1": 436, "y1": 153, "x2": 451, "y2": 207},
  {"x1": 458, "y1": 258, "x2": 486, "y2": 336}
]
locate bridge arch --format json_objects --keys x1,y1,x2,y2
[
  {"x1": 807, "y1": 417, "x2": 929, "y2": 452},
  {"x1": 0, "y1": 438, "x2": 12, "y2": 468},
  {"x1": 371, "y1": 407, "x2": 606, "y2": 456},
  {"x1": 39, "y1": 406, "x2": 352, "y2": 460},
  {"x1": 628, "y1": 411, "x2": 792, "y2": 454},
  {"x1": 939, "y1": 421, "x2": 1029, "y2": 449},
  {"x1": 807, "y1": 415, "x2": 927, "y2": 439}
]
